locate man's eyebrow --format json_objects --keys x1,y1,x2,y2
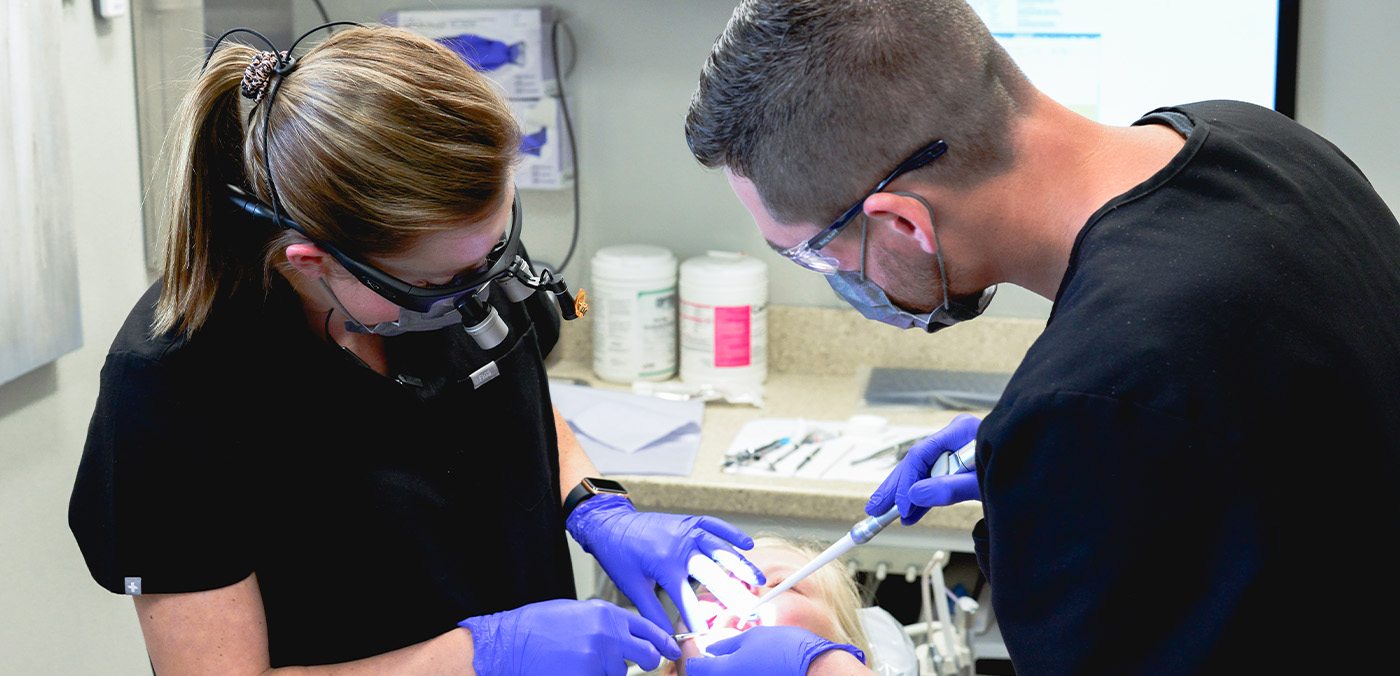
[{"x1": 764, "y1": 239, "x2": 787, "y2": 253}]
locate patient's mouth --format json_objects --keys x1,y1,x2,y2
[
  {"x1": 712, "y1": 611, "x2": 763, "y2": 631},
  {"x1": 696, "y1": 588, "x2": 764, "y2": 630},
  {"x1": 695, "y1": 594, "x2": 769, "y2": 631}
]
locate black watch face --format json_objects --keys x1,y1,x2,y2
[{"x1": 585, "y1": 477, "x2": 627, "y2": 493}]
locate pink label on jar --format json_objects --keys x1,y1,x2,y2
[{"x1": 713, "y1": 305, "x2": 751, "y2": 367}]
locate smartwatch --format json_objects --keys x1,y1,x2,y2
[{"x1": 563, "y1": 477, "x2": 629, "y2": 518}]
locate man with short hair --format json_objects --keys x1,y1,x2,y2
[{"x1": 681, "y1": 1, "x2": 1400, "y2": 674}]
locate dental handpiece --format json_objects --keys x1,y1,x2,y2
[
  {"x1": 741, "y1": 442, "x2": 977, "y2": 615},
  {"x1": 852, "y1": 440, "x2": 977, "y2": 544}
]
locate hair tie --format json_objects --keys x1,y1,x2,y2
[{"x1": 240, "y1": 50, "x2": 291, "y2": 103}]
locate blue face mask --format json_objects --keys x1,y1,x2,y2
[{"x1": 826, "y1": 193, "x2": 995, "y2": 333}]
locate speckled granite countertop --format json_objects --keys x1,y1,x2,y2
[{"x1": 545, "y1": 305, "x2": 1046, "y2": 535}]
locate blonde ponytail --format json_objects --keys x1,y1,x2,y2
[{"x1": 152, "y1": 41, "x2": 260, "y2": 336}]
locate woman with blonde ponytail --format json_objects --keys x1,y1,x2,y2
[{"x1": 69, "y1": 23, "x2": 761, "y2": 674}]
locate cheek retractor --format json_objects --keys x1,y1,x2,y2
[{"x1": 686, "y1": 554, "x2": 759, "y2": 623}]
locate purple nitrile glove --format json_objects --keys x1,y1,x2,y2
[
  {"x1": 867, "y1": 414, "x2": 982, "y2": 526},
  {"x1": 685, "y1": 626, "x2": 866, "y2": 676},
  {"x1": 459, "y1": 598, "x2": 678, "y2": 675},
  {"x1": 566, "y1": 495, "x2": 765, "y2": 633}
]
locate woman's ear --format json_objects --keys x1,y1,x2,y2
[
  {"x1": 284, "y1": 243, "x2": 330, "y2": 280},
  {"x1": 863, "y1": 191, "x2": 938, "y2": 255}
]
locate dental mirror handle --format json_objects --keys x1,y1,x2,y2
[{"x1": 852, "y1": 443, "x2": 975, "y2": 545}]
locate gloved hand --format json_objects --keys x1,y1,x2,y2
[
  {"x1": 459, "y1": 598, "x2": 678, "y2": 676},
  {"x1": 566, "y1": 495, "x2": 764, "y2": 633},
  {"x1": 867, "y1": 414, "x2": 982, "y2": 526},
  {"x1": 684, "y1": 626, "x2": 865, "y2": 676}
]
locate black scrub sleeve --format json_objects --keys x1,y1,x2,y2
[
  {"x1": 68, "y1": 352, "x2": 255, "y2": 596},
  {"x1": 979, "y1": 390, "x2": 1248, "y2": 675},
  {"x1": 971, "y1": 518, "x2": 991, "y2": 585}
]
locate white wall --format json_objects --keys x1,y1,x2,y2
[
  {"x1": 1295, "y1": 1, "x2": 1400, "y2": 211},
  {"x1": 0, "y1": 2, "x2": 153, "y2": 673},
  {"x1": 287, "y1": 0, "x2": 1400, "y2": 321},
  {"x1": 1, "y1": 2, "x2": 1397, "y2": 674}
]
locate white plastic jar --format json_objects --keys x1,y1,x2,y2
[
  {"x1": 590, "y1": 245, "x2": 678, "y2": 382},
  {"x1": 679, "y1": 251, "x2": 768, "y2": 386}
]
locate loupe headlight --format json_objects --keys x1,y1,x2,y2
[{"x1": 454, "y1": 285, "x2": 511, "y2": 351}]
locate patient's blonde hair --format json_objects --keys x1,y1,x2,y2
[{"x1": 752, "y1": 536, "x2": 871, "y2": 660}]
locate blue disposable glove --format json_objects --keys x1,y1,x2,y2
[
  {"x1": 459, "y1": 598, "x2": 678, "y2": 676},
  {"x1": 684, "y1": 626, "x2": 866, "y2": 676},
  {"x1": 566, "y1": 495, "x2": 764, "y2": 633},
  {"x1": 866, "y1": 414, "x2": 982, "y2": 526}
]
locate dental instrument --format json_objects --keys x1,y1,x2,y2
[
  {"x1": 849, "y1": 435, "x2": 923, "y2": 465},
  {"x1": 739, "y1": 441, "x2": 977, "y2": 617},
  {"x1": 791, "y1": 440, "x2": 827, "y2": 473},
  {"x1": 902, "y1": 551, "x2": 979, "y2": 675},
  {"x1": 633, "y1": 379, "x2": 765, "y2": 407},
  {"x1": 929, "y1": 441, "x2": 975, "y2": 475},
  {"x1": 764, "y1": 428, "x2": 833, "y2": 471},
  {"x1": 722, "y1": 436, "x2": 791, "y2": 468}
]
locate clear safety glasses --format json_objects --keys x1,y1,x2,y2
[
  {"x1": 778, "y1": 139, "x2": 949, "y2": 274},
  {"x1": 229, "y1": 185, "x2": 524, "y2": 313}
]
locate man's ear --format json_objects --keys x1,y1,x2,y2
[
  {"x1": 863, "y1": 192, "x2": 938, "y2": 255},
  {"x1": 284, "y1": 243, "x2": 331, "y2": 280}
]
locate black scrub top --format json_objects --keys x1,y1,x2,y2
[
  {"x1": 974, "y1": 101, "x2": 1400, "y2": 674},
  {"x1": 69, "y1": 248, "x2": 576, "y2": 667}
]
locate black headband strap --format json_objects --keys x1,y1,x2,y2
[
  {"x1": 203, "y1": 27, "x2": 279, "y2": 71},
  {"x1": 201, "y1": 21, "x2": 363, "y2": 240}
]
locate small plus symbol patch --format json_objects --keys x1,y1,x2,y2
[{"x1": 124, "y1": 577, "x2": 142, "y2": 595}]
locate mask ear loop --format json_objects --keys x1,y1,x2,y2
[
  {"x1": 890, "y1": 191, "x2": 953, "y2": 313},
  {"x1": 857, "y1": 215, "x2": 871, "y2": 282},
  {"x1": 318, "y1": 278, "x2": 374, "y2": 335}
]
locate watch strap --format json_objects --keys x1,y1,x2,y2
[{"x1": 562, "y1": 477, "x2": 628, "y2": 519}]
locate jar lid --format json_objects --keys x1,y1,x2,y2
[
  {"x1": 680, "y1": 250, "x2": 768, "y2": 287},
  {"x1": 592, "y1": 245, "x2": 677, "y2": 281}
]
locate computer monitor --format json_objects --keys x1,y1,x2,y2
[{"x1": 970, "y1": 0, "x2": 1300, "y2": 122}]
